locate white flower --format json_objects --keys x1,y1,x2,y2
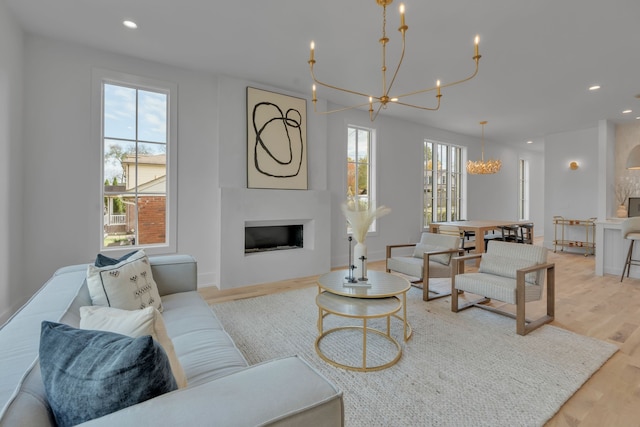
[{"x1": 341, "y1": 200, "x2": 390, "y2": 243}]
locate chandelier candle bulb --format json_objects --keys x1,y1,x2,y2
[
  {"x1": 436, "y1": 80, "x2": 441, "y2": 97},
  {"x1": 474, "y1": 35, "x2": 479, "y2": 57},
  {"x1": 312, "y1": 84, "x2": 317, "y2": 101},
  {"x1": 307, "y1": 0, "x2": 481, "y2": 120}
]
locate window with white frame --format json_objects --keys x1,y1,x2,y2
[
  {"x1": 519, "y1": 158, "x2": 530, "y2": 220},
  {"x1": 424, "y1": 140, "x2": 464, "y2": 227},
  {"x1": 346, "y1": 125, "x2": 377, "y2": 232},
  {"x1": 96, "y1": 70, "x2": 177, "y2": 252}
]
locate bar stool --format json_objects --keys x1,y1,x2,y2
[{"x1": 620, "y1": 217, "x2": 640, "y2": 282}]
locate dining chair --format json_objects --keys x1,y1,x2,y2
[
  {"x1": 517, "y1": 223, "x2": 534, "y2": 244},
  {"x1": 483, "y1": 225, "x2": 518, "y2": 250},
  {"x1": 438, "y1": 225, "x2": 476, "y2": 253}
]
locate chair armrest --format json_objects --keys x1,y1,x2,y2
[
  {"x1": 386, "y1": 243, "x2": 417, "y2": 259},
  {"x1": 452, "y1": 253, "x2": 482, "y2": 275},
  {"x1": 516, "y1": 263, "x2": 555, "y2": 322},
  {"x1": 423, "y1": 248, "x2": 464, "y2": 281},
  {"x1": 423, "y1": 248, "x2": 464, "y2": 259},
  {"x1": 516, "y1": 262, "x2": 555, "y2": 275}
]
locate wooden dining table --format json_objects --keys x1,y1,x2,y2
[{"x1": 429, "y1": 220, "x2": 534, "y2": 265}]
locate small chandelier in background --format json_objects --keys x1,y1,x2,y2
[
  {"x1": 308, "y1": 0, "x2": 482, "y2": 121},
  {"x1": 467, "y1": 121, "x2": 501, "y2": 175}
]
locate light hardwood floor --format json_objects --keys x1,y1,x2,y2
[{"x1": 200, "y1": 246, "x2": 640, "y2": 426}]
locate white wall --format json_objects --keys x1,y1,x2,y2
[
  {"x1": 543, "y1": 127, "x2": 599, "y2": 249},
  {"x1": 8, "y1": 32, "x2": 547, "y2": 315},
  {"x1": 326, "y1": 103, "x2": 545, "y2": 267},
  {"x1": 22, "y1": 35, "x2": 219, "y2": 291},
  {"x1": 0, "y1": 1, "x2": 24, "y2": 323}
]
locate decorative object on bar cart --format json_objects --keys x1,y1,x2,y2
[
  {"x1": 615, "y1": 180, "x2": 633, "y2": 218},
  {"x1": 341, "y1": 199, "x2": 390, "y2": 283}
]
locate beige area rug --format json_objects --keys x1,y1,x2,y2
[{"x1": 211, "y1": 286, "x2": 617, "y2": 427}]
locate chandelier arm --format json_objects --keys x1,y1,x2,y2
[
  {"x1": 392, "y1": 98, "x2": 440, "y2": 111},
  {"x1": 313, "y1": 100, "x2": 377, "y2": 115},
  {"x1": 439, "y1": 58, "x2": 480, "y2": 90},
  {"x1": 310, "y1": 66, "x2": 376, "y2": 100},
  {"x1": 370, "y1": 102, "x2": 385, "y2": 122},
  {"x1": 392, "y1": 58, "x2": 480, "y2": 100}
]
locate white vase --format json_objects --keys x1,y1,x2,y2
[
  {"x1": 354, "y1": 242, "x2": 367, "y2": 280},
  {"x1": 617, "y1": 204, "x2": 628, "y2": 218}
]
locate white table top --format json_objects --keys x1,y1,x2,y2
[{"x1": 317, "y1": 270, "x2": 410, "y2": 298}]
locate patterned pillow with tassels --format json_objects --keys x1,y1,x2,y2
[{"x1": 86, "y1": 250, "x2": 163, "y2": 312}]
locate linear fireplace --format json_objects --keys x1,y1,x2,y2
[{"x1": 245, "y1": 224, "x2": 303, "y2": 254}]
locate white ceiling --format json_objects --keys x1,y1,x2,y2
[{"x1": 5, "y1": 0, "x2": 640, "y2": 149}]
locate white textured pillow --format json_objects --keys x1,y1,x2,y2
[
  {"x1": 86, "y1": 250, "x2": 163, "y2": 312},
  {"x1": 413, "y1": 244, "x2": 452, "y2": 266},
  {"x1": 479, "y1": 253, "x2": 538, "y2": 284},
  {"x1": 79, "y1": 305, "x2": 187, "y2": 389}
]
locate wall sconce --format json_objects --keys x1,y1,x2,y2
[
  {"x1": 569, "y1": 161, "x2": 579, "y2": 170},
  {"x1": 626, "y1": 145, "x2": 640, "y2": 169}
]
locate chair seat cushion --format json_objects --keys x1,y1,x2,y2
[
  {"x1": 412, "y1": 244, "x2": 451, "y2": 265},
  {"x1": 454, "y1": 272, "x2": 542, "y2": 304},
  {"x1": 387, "y1": 256, "x2": 450, "y2": 279}
]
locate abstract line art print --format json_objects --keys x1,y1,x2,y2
[{"x1": 247, "y1": 87, "x2": 307, "y2": 189}]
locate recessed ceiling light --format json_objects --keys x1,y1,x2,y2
[
  {"x1": 636, "y1": 116, "x2": 640, "y2": 120},
  {"x1": 526, "y1": 140, "x2": 533, "y2": 144},
  {"x1": 123, "y1": 20, "x2": 138, "y2": 29},
  {"x1": 588, "y1": 85, "x2": 600, "y2": 91},
  {"x1": 623, "y1": 109, "x2": 633, "y2": 114}
]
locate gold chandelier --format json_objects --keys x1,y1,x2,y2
[
  {"x1": 308, "y1": 0, "x2": 481, "y2": 121},
  {"x1": 467, "y1": 121, "x2": 501, "y2": 175}
]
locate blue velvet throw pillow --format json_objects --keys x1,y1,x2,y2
[
  {"x1": 39, "y1": 321, "x2": 177, "y2": 427},
  {"x1": 94, "y1": 250, "x2": 138, "y2": 267}
]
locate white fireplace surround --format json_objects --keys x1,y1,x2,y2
[{"x1": 218, "y1": 187, "x2": 331, "y2": 288}]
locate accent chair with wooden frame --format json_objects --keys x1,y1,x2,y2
[
  {"x1": 451, "y1": 241, "x2": 555, "y2": 336},
  {"x1": 386, "y1": 232, "x2": 463, "y2": 301}
]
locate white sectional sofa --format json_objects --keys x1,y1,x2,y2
[{"x1": 0, "y1": 254, "x2": 344, "y2": 426}]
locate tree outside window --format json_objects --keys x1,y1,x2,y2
[
  {"x1": 102, "y1": 83, "x2": 168, "y2": 248},
  {"x1": 347, "y1": 126, "x2": 377, "y2": 232}
]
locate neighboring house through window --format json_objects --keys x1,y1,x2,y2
[
  {"x1": 346, "y1": 125, "x2": 377, "y2": 233},
  {"x1": 95, "y1": 69, "x2": 177, "y2": 253},
  {"x1": 424, "y1": 140, "x2": 464, "y2": 227}
]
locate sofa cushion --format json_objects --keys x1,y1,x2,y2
[
  {"x1": 79, "y1": 305, "x2": 187, "y2": 388},
  {"x1": 86, "y1": 250, "x2": 163, "y2": 312},
  {"x1": 160, "y1": 291, "x2": 248, "y2": 387},
  {"x1": 39, "y1": 321, "x2": 177, "y2": 427},
  {"x1": 479, "y1": 253, "x2": 538, "y2": 284}
]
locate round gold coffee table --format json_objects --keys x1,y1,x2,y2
[{"x1": 315, "y1": 270, "x2": 412, "y2": 372}]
